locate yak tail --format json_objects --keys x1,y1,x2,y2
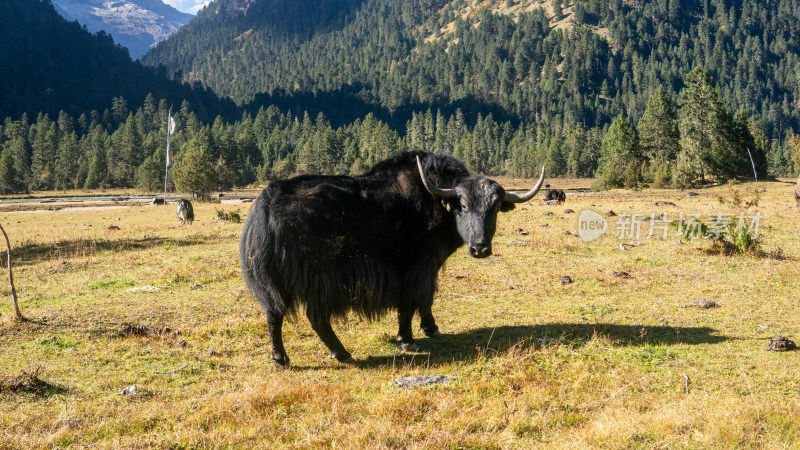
[{"x1": 240, "y1": 189, "x2": 288, "y2": 316}]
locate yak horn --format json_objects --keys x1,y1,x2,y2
[
  {"x1": 416, "y1": 155, "x2": 458, "y2": 198},
  {"x1": 504, "y1": 166, "x2": 546, "y2": 203}
]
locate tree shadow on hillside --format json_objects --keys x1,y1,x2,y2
[
  {"x1": 246, "y1": 83, "x2": 522, "y2": 132},
  {"x1": 6, "y1": 236, "x2": 215, "y2": 265},
  {"x1": 353, "y1": 323, "x2": 729, "y2": 369}
]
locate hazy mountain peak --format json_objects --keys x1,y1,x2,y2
[
  {"x1": 211, "y1": 0, "x2": 256, "y2": 16},
  {"x1": 51, "y1": 0, "x2": 192, "y2": 59}
]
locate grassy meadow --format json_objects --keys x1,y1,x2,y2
[{"x1": 1, "y1": 179, "x2": 800, "y2": 448}]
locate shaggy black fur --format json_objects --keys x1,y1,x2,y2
[
  {"x1": 239, "y1": 151, "x2": 528, "y2": 367},
  {"x1": 176, "y1": 199, "x2": 194, "y2": 225}
]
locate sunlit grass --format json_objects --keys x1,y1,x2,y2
[{"x1": 1, "y1": 179, "x2": 800, "y2": 448}]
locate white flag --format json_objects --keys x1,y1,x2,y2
[
  {"x1": 166, "y1": 141, "x2": 171, "y2": 168},
  {"x1": 168, "y1": 114, "x2": 176, "y2": 136}
]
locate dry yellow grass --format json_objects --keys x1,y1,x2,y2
[
  {"x1": 1, "y1": 179, "x2": 800, "y2": 448},
  {"x1": 424, "y1": 0, "x2": 610, "y2": 48}
]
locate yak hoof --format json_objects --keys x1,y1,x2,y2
[
  {"x1": 272, "y1": 358, "x2": 291, "y2": 369},
  {"x1": 330, "y1": 352, "x2": 354, "y2": 363},
  {"x1": 423, "y1": 328, "x2": 442, "y2": 338},
  {"x1": 399, "y1": 342, "x2": 419, "y2": 352}
]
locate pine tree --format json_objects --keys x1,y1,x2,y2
[
  {"x1": 0, "y1": 146, "x2": 17, "y2": 192},
  {"x1": 136, "y1": 149, "x2": 165, "y2": 192},
  {"x1": 552, "y1": 0, "x2": 563, "y2": 20},
  {"x1": 638, "y1": 86, "x2": 680, "y2": 163},
  {"x1": 172, "y1": 137, "x2": 217, "y2": 199},
  {"x1": 84, "y1": 127, "x2": 108, "y2": 189},
  {"x1": 119, "y1": 113, "x2": 144, "y2": 185},
  {"x1": 9, "y1": 137, "x2": 30, "y2": 191},
  {"x1": 30, "y1": 119, "x2": 58, "y2": 190},
  {"x1": 678, "y1": 67, "x2": 730, "y2": 183},
  {"x1": 55, "y1": 132, "x2": 81, "y2": 189},
  {"x1": 111, "y1": 97, "x2": 129, "y2": 123},
  {"x1": 788, "y1": 135, "x2": 800, "y2": 177},
  {"x1": 596, "y1": 114, "x2": 639, "y2": 189}
]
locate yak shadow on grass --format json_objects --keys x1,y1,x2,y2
[
  {"x1": 355, "y1": 323, "x2": 728, "y2": 369},
  {"x1": 7, "y1": 236, "x2": 216, "y2": 265}
]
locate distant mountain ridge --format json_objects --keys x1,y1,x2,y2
[
  {"x1": 51, "y1": 0, "x2": 192, "y2": 59},
  {"x1": 0, "y1": 0, "x2": 232, "y2": 122}
]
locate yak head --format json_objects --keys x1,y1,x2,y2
[{"x1": 416, "y1": 156, "x2": 545, "y2": 258}]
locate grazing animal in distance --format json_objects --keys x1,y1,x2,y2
[
  {"x1": 239, "y1": 151, "x2": 545, "y2": 367},
  {"x1": 544, "y1": 189, "x2": 566, "y2": 204},
  {"x1": 794, "y1": 175, "x2": 800, "y2": 208},
  {"x1": 176, "y1": 199, "x2": 194, "y2": 225}
]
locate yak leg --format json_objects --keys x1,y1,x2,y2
[
  {"x1": 417, "y1": 270, "x2": 441, "y2": 337},
  {"x1": 419, "y1": 303, "x2": 441, "y2": 337},
  {"x1": 396, "y1": 309, "x2": 419, "y2": 352},
  {"x1": 307, "y1": 311, "x2": 354, "y2": 363},
  {"x1": 267, "y1": 310, "x2": 290, "y2": 368}
]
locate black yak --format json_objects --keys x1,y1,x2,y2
[
  {"x1": 239, "y1": 151, "x2": 545, "y2": 367},
  {"x1": 176, "y1": 199, "x2": 194, "y2": 225},
  {"x1": 544, "y1": 189, "x2": 566, "y2": 204}
]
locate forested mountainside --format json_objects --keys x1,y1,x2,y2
[
  {"x1": 141, "y1": 0, "x2": 800, "y2": 147},
  {"x1": 0, "y1": 0, "x2": 232, "y2": 123},
  {"x1": 50, "y1": 0, "x2": 192, "y2": 59},
  {"x1": 2, "y1": 0, "x2": 799, "y2": 195}
]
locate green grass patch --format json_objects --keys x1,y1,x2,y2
[{"x1": 88, "y1": 279, "x2": 136, "y2": 290}]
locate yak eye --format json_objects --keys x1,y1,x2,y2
[{"x1": 460, "y1": 202, "x2": 468, "y2": 212}]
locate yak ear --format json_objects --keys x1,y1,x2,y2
[{"x1": 500, "y1": 201, "x2": 516, "y2": 212}]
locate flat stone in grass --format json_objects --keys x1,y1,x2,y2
[
  {"x1": 654, "y1": 201, "x2": 677, "y2": 207},
  {"x1": 127, "y1": 285, "x2": 159, "y2": 293},
  {"x1": 697, "y1": 299, "x2": 717, "y2": 308},
  {"x1": 681, "y1": 299, "x2": 718, "y2": 309},
  {"x1": 393, "y1": 376, "x2": 456, "y2": 389},
  {"x1": 119, "y1": 385, "x2": 137, "y2": 396}
]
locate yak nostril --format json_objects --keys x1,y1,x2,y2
[{"x1": 469, "y1": 243, "x2": 492, "y2": 258}]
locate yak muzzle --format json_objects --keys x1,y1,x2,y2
[{"x1": 469, "y1": 241, "x2": 492, "y2": 258}]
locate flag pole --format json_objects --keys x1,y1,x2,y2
[{"x1": 164, "y1": 109, "x2": 173, "y2": 205}]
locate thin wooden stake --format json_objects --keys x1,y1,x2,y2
[{"x1": 0, "y1": 223, "x2": 22, "y2": 320}]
